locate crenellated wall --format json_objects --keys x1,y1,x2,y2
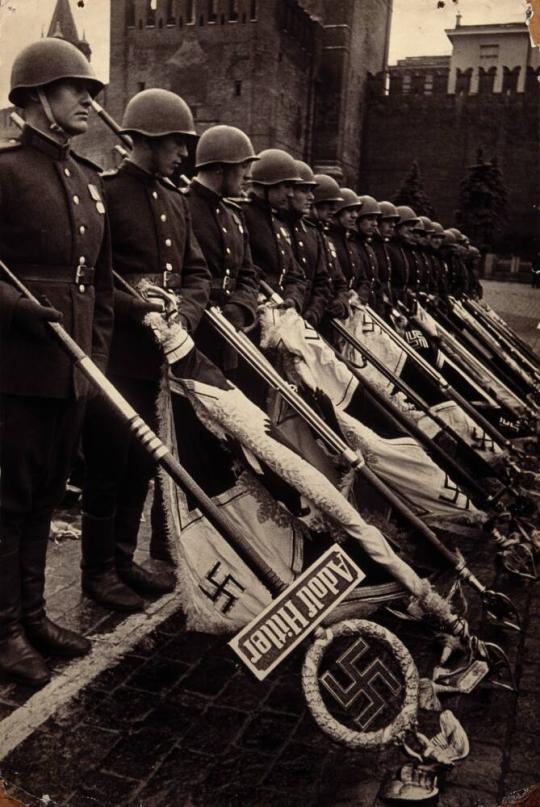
[{"x1": 360, "y1": 71, "x2": 540, "y2": 254}]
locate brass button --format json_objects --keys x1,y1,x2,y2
[
  {"x1": 222, "y1": 227, "x2": 227, "y2": 234},
  {"x1": 79, "y1": 256, "x2": 86, "y2": 264},
  {"x1": 73, "y1": 195, "x2": 80, "y2": 204},
  {"x1": 160, "y1": 214, "x2": 167, "y2": 222},
  {"x1": 79, "y1": 225, "x2": 86, "y2": 235},
  {"x1": 152, "y1": 191, "x2": 158, "y2": 199},
  {"x1": 165, "y1": 262, "x2": 173, "y2": 272},
  {"x1": 165, "y1": 238, "x2": 172, "y2": 247},
  {"x1": 225, "y1": 247, "x2": 231, "y2": 255},
  {"x1": 64, "y1": 167, "x2": 71, "y2": 177}
]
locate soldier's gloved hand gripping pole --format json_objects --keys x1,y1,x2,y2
[{"x1": 0, "y1": 257, "x2": 286, "y2": 600}]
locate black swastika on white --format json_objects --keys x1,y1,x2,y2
[
  {"x1": 320, "y1": 637, "x2": 402, "y2": 730},
  {"x1": 199, "y1": 562, "x2": 246, "y2": 614}
]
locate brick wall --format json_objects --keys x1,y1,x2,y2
[{"x1": 360, "y1": 76, "x2": 540, "y2": 255}]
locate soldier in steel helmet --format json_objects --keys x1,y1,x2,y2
[
  {"x1": 308, "y1": 175, "x2": 350, "y2": 325},
  {"x1": 326, "y1": 189, "x2": 364, "y2": 293},
  {"x1": 386, "y1": 205, "x2": 420, "y2": 306},
  {"x1": 275, "y1": 161, "x2": 331, "y2": 330},
  {"x1": 372, "y1": 201, "x2": 400, "y2": 315},
  {"x1": 80, "y1": 89, "x2": 212, "y2": 611},
  {"x1": 355, "y1": 194, "x2": 383, "y2": 311},
  {"x1": 425, "y1": 221, "x2": 450, "y2": 300},
  {"x1": 0, "y1": 39, "x2": 114, "y2": 686},
  {"x1": 243, "y1": 149, "x2": 307, "y2": 312},
  {"x1": 183, "y1": 125, "x2": 260, "y2": 375}
]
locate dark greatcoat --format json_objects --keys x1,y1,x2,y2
[
  {"x1": 184, "y1": 179, "x2": 259, "y2": 372},
  {"x1": 0, "y1": 125, "x2": 113, "y2": 398},
  {"x1": 277, "y1": 209, "x2": 331, "y2": 327},
  {"x1": 242, "y1": 194, "x2": 306, "y2": 311},
  {"x1": 103, "y1": 160, "x2": 211, "y2": 382}
]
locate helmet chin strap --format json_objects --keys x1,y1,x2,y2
[{"x1": 37, "y1": 88, "x2": 68, "y2": 138}]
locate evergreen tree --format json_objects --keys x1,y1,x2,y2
[
  {"x1": 456, "y1": 149, "x2": 508, "y2": 252},
  {"x1": 393, "y1": 161, "x2": 436, "y2": 217}
]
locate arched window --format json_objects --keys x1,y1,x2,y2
[
  {"x1": 166, "y1": 0, "x2": 176, "y2": 25},
  {"x1": 455, "y1": 67, "x2": 472, "y2": 94},
  {"x1": 478, "y1": 66, "x2": 496, "y2": 94},
  {"x1": 208, "y1": 0, "x2": 218, "y2": 22},
  {"x1": 126, "y1": 0, "x2": 136, "y2": 27},
  {"x1": 146, "y1": 0, "x2": 156, "y2": 26}
]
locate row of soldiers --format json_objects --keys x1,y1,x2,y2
[{"x1": 0, "y1": 37, "x2": 485, "y2": 687}]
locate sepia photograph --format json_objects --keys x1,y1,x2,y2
[{"x1": 0, "y1": 0, "x2": 539, "y2": 804}]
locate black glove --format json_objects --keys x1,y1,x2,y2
[
  {"x1": 304, "y1": 310, "x2": 319, "y2": 327},
  {"x1": 327, "y1": 300, "x2": 350, "y2": 320},
  {"x1": 13, "y1": 298, "x2": 63, "y2": 340},
  {"x1": 222, "y1": 303, "x2": 247, "y2": 330},
  {"x1": 127, "y1": 296, "x2": 164, "y2": 323}
]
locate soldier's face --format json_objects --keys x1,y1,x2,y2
[
  {"x1": 313, "y1": 202, "x2": 335, "y2": 222},
  {"x1": 431, "y1": 236, "x2": 443, "y2": 250},
  {"x1": 290, "y1": 185, "x2": 314, "y2": 215},
  {"x1": 223, "y1": 160, "x2": 253, "y2": 196},
  {"x1": 357, "y1": 215, "x2": 378, "y2": 237},
  {"x1": 398, "y1": 222, "x2": 416, "y2": 243},
  {"x1": 46, "y1": 79, "x2": 92, "y2": 135},
  {"x1": 380, "y1": 219, "x2": 396, "y2": 238},
  {"x1": 267, "y1": 181, "x2": 294, "y2": 210},
  {"x1": 338, "y1": 208, "x2": 358, "y2": 229},
  {"x1": 153, "y1": 134, "x2": 189, "y2": 177}
]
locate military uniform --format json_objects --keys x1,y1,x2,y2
[
  {"x1": 243, "y1": 194, "x2": 306, "y2": 310},
  {"x1": 328, "y1": 222, "x2": 365, "y2": 289},
  {"x1": 277, "y1": 209, "x2": 331, "y2": 328},
  {"x1": 184, "y1": 179, "x2": 259, "y2": 372},
  {"x1": 82, "y1": 159, "x2": 211, "y2": 583},
  {"x1": 0, "y1": 124, "x2": 113, "y2": 675}
]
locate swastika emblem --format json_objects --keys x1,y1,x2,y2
[
  {"x1": 320, "y1": 637, "x2": 402, "y2": 730},
  {"x1": 199, "y1": 561, "x2": 246, "y2": 614},
  {"x1": 439, "y1": 474, "x2": 471, "y2": 510}
]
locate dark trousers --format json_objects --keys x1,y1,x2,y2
[
  {"x1": 0, "y1": 394, "x2": 85, "y2": 636},
  {"x1": 82, "y1": 374, "x2": 159, "y2": 565}
]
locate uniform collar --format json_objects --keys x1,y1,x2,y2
[
  {"x1": 190, "y1": 178, "x2": 222, "y2": 203},
  {"x1": 119, "y1": 159, "x2": 159, "y2": 186},
  {"x1": 21, "y1": 124, "x2": 70, "y2": 161}
]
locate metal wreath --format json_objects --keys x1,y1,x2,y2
[{"x1": 302, "y1": 619, "x2": 419, "y2": 749}]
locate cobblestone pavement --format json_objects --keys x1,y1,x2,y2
[{"x1": 0, "y1": 282, "x2": 539, "y2": 806}]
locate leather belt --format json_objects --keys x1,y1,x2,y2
[{"x1": 13, "y1": 263, "x2": 95, "y2": 286}]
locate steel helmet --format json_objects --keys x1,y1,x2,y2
[
  {"x1": 195, "y1": 125, "x2": 257, "y2": 168},
  {"x1": 378, "y1": 201, "x2": 400, "y2": 220},
  {"x1": 468, "y1": 246, "x2": 481, "y2": 258},
  {"x1": 312, "y1": 174, "x2": 343, "y2": 204},
  {"x1": 442, "y1": 230, "x2": 458, "y2": 248},
  {"x1": 396, "y1": 205, "x2": 420, "y2": 226},
  {"x1": 9, "y1": 38, "x2": 104, "y2": 107},
  {"x1": 448, "y1": 227, "x2": 467, "y2": 244},
  {"x1": 335, "y1": 188, "x2": 363, "y2": 214},
  {"x1": 418, "y1": 216, "x2": 435, "y2": 234},
  {"x1": 250, "y1": 149, "x2": 302, "y2": 185},
  {"x1": 430, "y1": 221, "x2": 445, "y2": 235},
  {"x1": 120, "y1": 89, "x2": 197, "y2": 138},
  {"x1": 357, "y1": 195, "x2": 381, "y2": 217},
  {"x1": 293, "y1": 160, "x2": 318, "y2": 187}
]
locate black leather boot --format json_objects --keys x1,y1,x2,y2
[
  {"x1": 21, "y1": 513, "x2": 91, "y2": 657},
  {"x1": 0, "y1": 522, "x2": 49, "y2": 687},
  {"x1": 115, "y1": 503, "x2": 176, "y2": 596},
  {"x1": 0, "y1": 631, "x2": 50, "y2": 688},
  {"x1": 81, "y1": 513, "x2": 144, "y2": 612},
  {"x1": 24, "y1": 616, "x2": 91, "y2": 658}
]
